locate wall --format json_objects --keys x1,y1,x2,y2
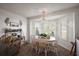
[
  {"x1": 27, "y1": 19, "x2": 30, "y2": 42},
  {"x1": 0, "y1": 8, "x2": 27, "y2": 40},
  {"x1": 75, "y1": 11, "x2": 79, "y2": 55},
  {"x1": 75, "y1": 12, "x2": 79, "y2": 38}
]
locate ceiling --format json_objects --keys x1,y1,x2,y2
[{"x1": 0, "y1": 3, "x2": 79, "y2": 17}]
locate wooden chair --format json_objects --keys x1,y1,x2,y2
[
  {"x1": 70, "y1": 42, "x2": 76, "y2": 56},
  {"x1": 37, "y1": 42, "x2": 48, "y2": 56},
  {"x1": 31, "y1": 40, "x2": 39, "y2": 54},
  {"x1": 47, "y1": 40, "x2": 58, "y2": 56}
]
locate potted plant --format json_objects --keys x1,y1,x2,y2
[
  {"x1": 39, "y1": 33, "x2": 47, "y2": 38},
  {"x1": 5, "y1": 17, "x2": 10, "y2": 26}
]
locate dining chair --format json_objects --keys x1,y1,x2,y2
[
  {"x1": 31, "y1": 40, "x2": 39, "y2": 54},
  {"x1": 47, "y1": 40, "x2": 58, "y2": 56},
  {"x1": 37, "y1": 42, "x2": 48, "y2": 56}
]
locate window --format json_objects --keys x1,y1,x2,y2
[
  {"x1": 61, "y1": 19, "x2": 67, "y2": 40},
  {"x1": 31, "y1": 20, "x2": 56, "y2": 36},
  {"x1": 30, "y1": 13, "x2": 75, "y2": 42},
  {"x1": 43, "y1": 21, "x2": 56, "y2": 35}
]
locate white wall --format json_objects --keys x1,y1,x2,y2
[
  {"x1": 75, "y1": 11, "x2": 79, "y2": 38},
  {"x1": 27, "y1": 19, "x2": 30, "y2": 42},
  {"x1": 0, "y1": 8, "x2": 27, "y2": 40},
  {"x1": 75, "y1": 11, "x2": 79, "y2": 55}
]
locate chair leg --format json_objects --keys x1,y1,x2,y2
[
  {"x1": 54, "y1": 48, "x2": 58, "y2": 56},
  {"x1": 35, "y1": 48, "x2": 38, "y2": 54},
  {"x1": 45, "y1": 48, "x2": 47, "y2": 56},
  {"x1": 37, "y1": 48, "x2": 40, "y2": 55}
]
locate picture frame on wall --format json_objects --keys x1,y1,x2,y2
[{"x1": 10, "y1": 22, "x2": 20, "y2": 27}]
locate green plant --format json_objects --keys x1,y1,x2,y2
[
  {"x1": 5, "y1": 17, "x2": 10, "y2": 25},
  {"x1": 39, "y1": 33, "x2": 47, "y2": 37}
]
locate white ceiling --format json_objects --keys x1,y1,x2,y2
[{"x1": 0, "y1": 3, "x2": 78, "y2": 17}]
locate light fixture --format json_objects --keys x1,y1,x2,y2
[
  {"x1": 42, "y1": 10, "x2": 47, "y2": 20},
  {"x1": 39, "y1": 8, "x2": 48, "y2": 20}
]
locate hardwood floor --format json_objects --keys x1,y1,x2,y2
[{"x1": 17, "y1": 43, "x2": 70, "y2": 56}]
